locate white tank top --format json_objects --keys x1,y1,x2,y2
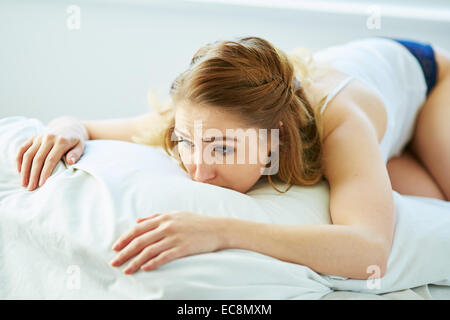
[
  {"x1": 313, "y1": 37, "x2": 427, "y2": 163},
  {"x1": 319, "y1": 76, "x2": 354, "y2": 115}
]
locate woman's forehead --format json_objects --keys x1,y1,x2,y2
[
  {"x1": 173, "y1": 103, "x2": 278, "y2": 144},
  {"x1": 174, "y1": 104, "x2": 248, "y2": 134}
]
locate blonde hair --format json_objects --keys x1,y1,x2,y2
[{"x1": 132, "y1": 36, "x2": 332, "y2": 193}]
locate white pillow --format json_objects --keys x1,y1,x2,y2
[
  {"x1": 0, "y1": 116, "x2": 332, "y2": 299},
  {"x1": 0, "y1": 116, "x2": 449, "y2": 299}
]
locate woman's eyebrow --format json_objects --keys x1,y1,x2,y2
[
  {"x1": 174, "y1": 128, "x2": 239, "y2": 142},
  {"x1": 174, "y1": 128, "x2": 191, "y2": 138}
]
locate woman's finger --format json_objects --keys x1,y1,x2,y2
[
  {"x1": 112, "y1": 216, "x2": 163, "y2": 251},
  {"x1": 65, "y1": 141, "x2": 84, "y2": 165},
  {"x1": 136, "y1": 213, "x2": 161, "y2": 223},
  {"x1": 38, "y1": 140, "x2": 84, "y2": 187},
  {"x1": 38, "y1": 146, "x2": 68, "y2": 188},
  {"x1": 141, "y1": 247, "x2": 181, "y2": 271},
  {"x1": 16, "y1": 137, "x2": 34, "y2": 173},
  {"x1": 123, "y1": 239, "x2": 172, "y2": 274},
  {"x1": 27, "y1": 141, "x2": 54, "y2": 191},
  {"x1": 110, "y1": 227, "x2": 165, "y2": 267},
  {"x1": 20, "y1": 139, "x2": 42, "y2": 188}
]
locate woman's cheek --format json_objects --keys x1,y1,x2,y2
[{"x1": 184, "y1": 163, "x2": 196, "y2": 177}]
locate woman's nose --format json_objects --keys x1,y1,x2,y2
[{"x1": 193, "y1": 163, "x2": 216, "y2": 183}]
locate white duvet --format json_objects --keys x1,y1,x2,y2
[{"x1": 0, "y1": 116, "x2": 449, "y2": 299}]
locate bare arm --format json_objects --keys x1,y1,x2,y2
[
  {"x1": 80, "y1": 112, "x2": 156, "y2": 142},
  {"x1": 218, "y1": 219, "x2": 386, "y2": 280},
  {"x1": 217, "y1": 106, "x2": 394, "y2": 280}
]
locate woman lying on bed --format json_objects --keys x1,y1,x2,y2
[{"x1": 15, "y1": 36, "x2": 450, "y2": 279}]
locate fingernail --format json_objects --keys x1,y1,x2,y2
[
  {"x1": 123, "y1": 267, "x2": 133, "y2": 274},
  {"x1": 70, "y1": 157, "x2": 76, "y2": 164},
  {"x1": 137, "y1": 217, "x2": 152, "y2": 223},
  {"x1": 112, "y1": 240, "x2": 121, "y2": 249}
]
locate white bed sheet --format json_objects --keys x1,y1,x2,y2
[{"x1": 321, "y1": 284, "x2": 450, "y2": 300}]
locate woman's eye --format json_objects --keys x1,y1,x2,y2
[
  {"x1": 177, "y1": 138, "x2": 194, "y2": 148},
  {"x1": 177, "y1": 138, "x2": 234, "y2": 154},
  {"x1": 214, "y1": 146, "x2": 234, "y2": 154}
]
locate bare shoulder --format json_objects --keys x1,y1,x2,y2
[{"x1": 320, "y1": 78, "x2": 387, "y2": 143}]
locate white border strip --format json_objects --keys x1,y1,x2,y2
[{"x1": 188, "y1": 0, "x2": 450, "y2": 22}]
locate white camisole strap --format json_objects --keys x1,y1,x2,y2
[{"x1": 319, "y1": 76, "x2": 354, "y2": 114}]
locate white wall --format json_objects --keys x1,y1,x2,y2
[{"x1": 1, "y1": 0, "x2": 449, "y2": 123}]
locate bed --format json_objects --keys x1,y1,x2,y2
[{"x1": 1, "y1": 116, "x2": 449, "y2": 300}]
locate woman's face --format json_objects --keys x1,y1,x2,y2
[{"x1": 173, "y1": 103, "x2": 279, "y2": 194}]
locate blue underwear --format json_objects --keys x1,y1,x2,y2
[{"x1": 382, "y1": 37, "x2": 438, "y2": 96}]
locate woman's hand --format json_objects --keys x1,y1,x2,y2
[
  {"x1": 15, "y1": 123, "x2": 87, "y2": 191},
  {"x1": 110, "y1": 211, "x2": 225, "y2": 274}
]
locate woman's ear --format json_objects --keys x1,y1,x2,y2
[
  {"x1": 279, "y1": 121, "x2": 284, "y2": 138},
  {"x1": 265, "y1": 121, "x2": 283, "y2": 157}
]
